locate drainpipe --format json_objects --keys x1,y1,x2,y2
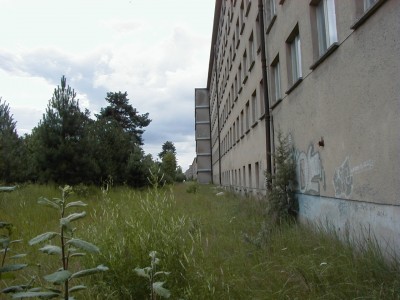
[
  {"x1": 258, "y1": 0, "x2": 272, "y2": 188},
  {"x1": 214, "y1": 45, "x2": 222, "y2": 186}
]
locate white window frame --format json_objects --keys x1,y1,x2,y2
[
  {"x1": 290, "y1": 34, "x2": 302, "y2": 82},
  {"x1": 316, "y1": 0, "x2": 338, "y2": 56},
  {"x1": 271, "y1": 57, "x2": 282, "y2": 103}
]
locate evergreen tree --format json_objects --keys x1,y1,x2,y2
[
  {"x1": 97, "y1": 92, "x2": 151, "y2": 145},
  {"x1": 161, "y1": 151, "x2": 177, "y2": 184},
  {"x1": 33, "y1": 76, "x2": 91, "y2": 184},
  {"x1": 0, "y1": 98, "x2": 22, "y2": 183},
  {"x1": 158, "y1": 141, "x2": 176, "y2": 160}
]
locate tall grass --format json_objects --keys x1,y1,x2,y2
[{"x1": 1, "y1": 184, "x2": 399, "y2": 299}]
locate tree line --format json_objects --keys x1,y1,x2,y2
[{"x1": 0, "y1": 76, "x2": 185, "y2": 187}]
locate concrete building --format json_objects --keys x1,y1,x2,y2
[{"x1": 195, "y1": 0, "x2": 400, "y2": 254}]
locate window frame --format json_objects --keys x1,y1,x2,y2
[
  {"x1": 270, "y1": 54, "x2": 282, "y2": 106},
  {"x1": 285, "y1": 26, "x2": 303, "y2": 94}
]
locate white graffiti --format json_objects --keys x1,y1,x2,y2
[
  {"x1": 351, "y1": 160, "x2": 374, "y2": 175},
  {"x1": 333, "y1": 158, "x2": 375, "y2": 198},
  {"x1": 333, "y1": 157, "x2": 353, "y2": 198},
  {"x1": 296, "y1": 145, "x2": 325, "y2": 195}
]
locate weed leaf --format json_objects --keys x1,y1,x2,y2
[
  {"x1": 70, "y1": 265, "x2": 109, "y2": 279},
  {"x1": 134, "y1": 267, "x2": 150, "y2": 279},
  {"x1": 44, "y1": 270, "x2": 72, "y2": 284},
  {"x1": 65, "y1": 201, "x2": 87, "y2": 208},
  {"x1": 10, "y1": 254, "x2": 27, "y2": 259},
  {"x1": 66, "y1": 239, "x2": 100, "y2": 253},
  {"x1": 68, "y1": 285, "x2": 87, "y2": 293},
  {"x1": 38, "y1": 197, "x2": 60, "y2": 210},
  {"x1": 0, "y1": 264, "x2": 28, "y2": 273},
  {"x1": 1, "y1": 285, "x2": 29, "y2": 293},
  {"x1": 153, "y1": 281, "x2": 171, "y2": 298},
  {"x1": 12, "y1": 291, "x2": 60, "y2": 298},
  {"x1": 29, "y1": 232, "x2": 58, "y2": 245},
  {"x1": 64, "y1": 212, "x2": 86, "y2": 223},
  {"x1": 39, "y1": 245, "x2": 62, "y2": 255}
]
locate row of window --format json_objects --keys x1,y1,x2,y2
[
  {"x1": 268, "y1": 0, "x2": 382, "y2": 104},
  {"x1": 219, "y1": 80, "x2": 266, "y2": 156},
  {"x1": 221, "y1": 161, "x2": 264, "y2": 192}
]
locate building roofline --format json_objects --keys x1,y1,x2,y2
[{"x1": 207, "y1": 0, "x2": 222, "y2": 89}]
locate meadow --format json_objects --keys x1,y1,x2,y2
[{"x1": 1, "y1": 183, "x2": 399, "y2": 299}]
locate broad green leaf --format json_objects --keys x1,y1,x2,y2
[
  {"x1": 12, "y1": 291, "x2": 60, "y2": 298},
  {"x1": 134, "y1": 267, "x2": 150, "y2": 279},
  {"x1": 29, "y1": 232, "x2": 58, "y2": 245},
  {"x1": 64, "y1": 212, "x2": 86, "y2": 223},
  {"x1": 66, "y1": 239, "x2": 99, "y2": 253},
  {"x1": 1, "y1": 285, "x2": 29, "y2": 293},
  {"x1": 153, "y1": 281, "x2": 171, "y2": 298},
  {"x1": 59, "y1": 218, "x2": 73, "y2": 233},
  {"x1": 38, "y1": 197, "x2": 60, "y2": 210},
  {"x1": 39, "y1": 245, "x2": 62, "y2": 255},
  {"x1": 10, "y1": 239, "x2": 23, "y2": 244},
  {"x1": 69, "y1": 253, "x2": 86, "y2": 258},
  {"x1": 65, "y1": 201, "x2": 87, "y2": 208},
  {"x1": 0, "y1": 264, "x2": 28, "y2": 273},
  {"x1": 154, "y1": 271, "x2": 171, "y2": 277},
  {"x1": 43, "y1": 270, "x2": 72, "y2": 284},
  {"x1": 68, "y1": 285, "x2": 87, "y2": 293},
  {"x1": 10, "y1": 254, "x2": 27, "y2": 259},
  {"x1": 70, "y1": 265, "x2": 108, "y2": 279}
]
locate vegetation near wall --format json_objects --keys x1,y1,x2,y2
[{"x1": 1, "y1": 184, "x2": 399, "y2": 299}]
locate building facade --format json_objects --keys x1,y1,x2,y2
[{"x1": 195, "y1": 0, "x2": 400, "y2": 253}]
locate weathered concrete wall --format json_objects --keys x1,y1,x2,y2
[
  {"x1": 267, "y1": 0, "x2": 400, "y2": 253},
  {"x1": 298, "y1": 194, "x2": 400, "y2": 256}
]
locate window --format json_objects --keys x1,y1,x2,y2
[
  {"x1": 243, "y1": 166, "x2": 246, "y2": 188},
  {"x1": 265, "y1": 0, "x2": 277, "y2": 33},
  {"x1": 249, "y1": 32, "x2": 255, "y2": 69},
  {"x1": 240, "y1": 1, "x2": 245, "y2": 33},
  {"x1": 245, "y1": 101, "x2": 250, "y2": 132},
  {"x1": 233, "y1": 121, "x2": 236, "y2": 144},
  {"x1": 255, "y1": 162, "x2": 260, "y2": 189},
  {"x1": 290, "y1": 35, "x2": 302, "y2": 81},
  {"x1": 234, "y1": 75, "x2": 238, "y2": 96},
  {"x1": 242, "y1": 52, "x2": 248, "y2": 83},
  {"x1": 240, "y1": 110, "x2": 244, "y2": 137},
  {"x1": 313, "y1": 0, "x2": 338, "y2": 56},
  {"x1": 259, "y1": 79, "x2": 265, "y2": 117},
  {"x1": 238, "y1": 64, "x2": 242, "y2": 91},
  {"x1": 248, "y1": 164, "x2": 252, "y2": 189},
  {"x1": 256, "y1": 16, "x2": 262, "y2": 53},
  {"x1": 271, "y1": 55, "x2": 282, "y2": 104},
  {"x1": 235, "y1": 20, "x2": 240, "y2": 47},
  {"x1": 351, "y1": 0, "x2": 386, "y2": 30},
  {"x1": 236, "y1": 116, "x2": 240, "y2": 141},
  {"x1": 286, "y1": 26, "x2": 302, "y2": 92},
  {"x1": 251, "y1": 91, "x2": 257, "y2": 125}
]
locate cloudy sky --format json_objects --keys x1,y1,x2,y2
[{"x1": 0, "y1": 0, "x2": 215, "y2": 170}]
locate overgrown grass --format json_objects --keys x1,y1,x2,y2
[{"x1": 1, "y1": 184, "x2": 399, "y2": 299}]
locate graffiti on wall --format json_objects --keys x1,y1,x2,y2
[
  {"x1": 333, "y1": 157, "x2": 353, "y2": 198},
  {"x1": 333, "y1": 157, "x2": 374, "y2": 198},
  {"x1": 296, "y1": 144, "x2": 326, "y2": 195}
]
